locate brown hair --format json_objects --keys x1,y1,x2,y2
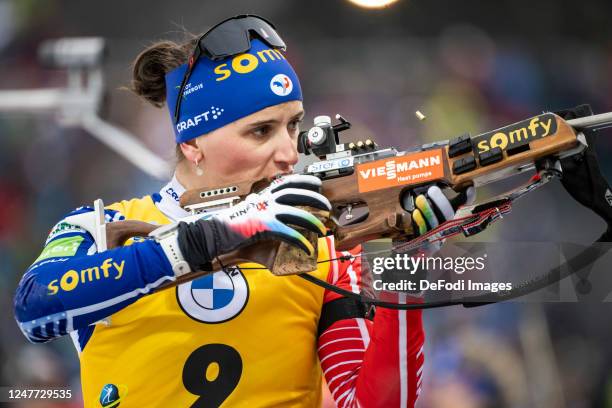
[
  {"x1": 129, "y1": 35, "x2": 199, "y2": 161},
  {"x1": 129, "y1": 36, "x2": 198, "y2": 107}
]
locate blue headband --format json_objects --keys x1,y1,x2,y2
[{"x1": 165, "y1": 39, "x2": 303, "y2": 143}]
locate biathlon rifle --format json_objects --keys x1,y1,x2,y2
[{"x1": 103, "y1": 109, "x2": 612, "y2": 288}]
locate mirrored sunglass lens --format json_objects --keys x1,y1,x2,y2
[
  {"x1": 202, "y1": 24, "x2": 251, "y2": 58},
  {"x1": 243, "y1": 17, "x2": 285, "y2": 48}
]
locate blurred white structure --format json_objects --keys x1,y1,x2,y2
[{"x1": 0, "y1": 37, "x2": 171, "y2": 180}]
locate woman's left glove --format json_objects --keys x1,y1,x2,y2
[
  {"x1": 409, "y1": 185, "x2": 476, "y2": 237},
  {"x1": 381, "y1": 184, "x2": 476, "y2": 297}
]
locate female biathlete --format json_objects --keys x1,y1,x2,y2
[{"x1": 13, "y1": 15, "x2": 611, "y2": 408}]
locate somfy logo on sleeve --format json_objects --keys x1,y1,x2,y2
[
  {"x1": 270, "y1": 74, "x2": 293, "y2": 96},
  {"x1": 177, "y1": 268, "x2": 249, "y2": 323}
]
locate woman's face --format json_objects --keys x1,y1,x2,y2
[{"x1": 193, "y1": 100, "x2": 304, "y2": 184}]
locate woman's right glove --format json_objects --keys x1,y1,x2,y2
[{"x1": 176, "y1": 174, "x2": 331, "y2": 272}]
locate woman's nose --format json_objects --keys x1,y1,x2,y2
[{"x1": 274, "y1": 129, "x2": 299, "y2": 168}]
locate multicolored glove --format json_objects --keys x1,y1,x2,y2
[
  {"x1": 410, "y1": 185, "x2": 476, "y2": 236},
  {"x1": 177, "y1": 174, "x2": 331, "y2": 271},
  {"x1": 391, "y1": 184, "x2": 476, "y2": 258},
  {"x1": 381, "y1": 185, "x2": 476, "y2": 296}
]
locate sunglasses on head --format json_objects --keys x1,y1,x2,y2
[{"x1": 173, "y1": 15, "x2": 287, "y2": 124}]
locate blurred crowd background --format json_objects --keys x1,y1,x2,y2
[{"x1": 1, "y1": 0, "x2": 612, "y2": 407}]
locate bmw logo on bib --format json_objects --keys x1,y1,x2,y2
[{"x1": 177, "y1": 267, "x2": 249, "y2": 323}]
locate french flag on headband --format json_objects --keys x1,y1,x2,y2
[{"x1": 165, "y1": 39, "x2": 303, "y2": 143}]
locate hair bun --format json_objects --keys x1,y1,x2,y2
[{"x1": 130, "y1": 38, "x2": 196, "y2": 107}]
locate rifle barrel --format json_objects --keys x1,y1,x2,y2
[{"x1": 567, "y1": 111, "x2": 612, "y2": 130}]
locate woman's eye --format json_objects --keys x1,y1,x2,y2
[
  {"x1": 252, "y1": 125, "x2": 271, "y2": 138},
  {"x1": 288, "y1": 119, "x2": 303, "y2": 132}
]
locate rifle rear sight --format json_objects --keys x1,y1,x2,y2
[
  {"x1": 300, "y1": 114, "x2": 393, "y2": 182},
  {"x1": 298, "y1": 114, "x2": 358, "y2": 159}
]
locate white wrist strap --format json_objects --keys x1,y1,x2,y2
[{"x1": 150, "y1": 224, "x2": 191, "y2": 277}]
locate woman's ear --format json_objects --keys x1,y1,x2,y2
[{"x1": 179, "y1": 139, "x2": 203, "y2": 163}]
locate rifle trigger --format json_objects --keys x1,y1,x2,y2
[
  {"x1": 401, "y1": 192, "x2": 415, "y2": 212},
  {"x1": 345, "y1": 204, "x2": 353, "y2": 220}
]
